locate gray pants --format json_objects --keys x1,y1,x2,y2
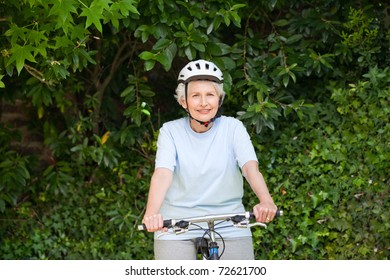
[{"x1": 154, "y1": 237, "x2": 254, "y2": 260}]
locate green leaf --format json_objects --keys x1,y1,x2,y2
[
  {"x1": 6, "y1": 44, "x2": 36, "y2": 75},
  {"x1": 144, "y1": 60, "x2": 155, "y2": 71},
  {"x1": 221, "y1": 9, "x2": 231, "y2": 26},
  {"x1": 34, "y1": 41, "x2": 48, "y2": 58},
  {"x1": 153, "y1": 38, "x2": 170, "y2": 50},
  {"x1": 80, "y1": 5, "x2": 104, "y2": 33},
  {"x1": 207, "y1": 21, "x2": 214, "y2": 35},
  {"x1": 95, "y1": 0, "x2": 112, "y2": 11},
  {"x1": 283, "y1": 74, "x2": 289, "y2": 87},
  {"x1": 191, "y1": 42, "x2": 205, "y2": 52},
  {"x1": 104, "y1": 7, "x2": 120, "y2": 28},
  {"x1": 269, "y1": 0, "x2": 278, "y2": 9},
  {"x1": 319, "y1": 57, "x2": 334, "y2": 69},
  {"x1": 155, "y1": 53, "x2": 169, "y2": 70},
  {"x1": 286, "y1": 34, "x2": 303, "y2": 44},
  {"x1": 231, "y1": 4, "x2": 247, "y2": 10},
  {"x1": 290, "y1": 238, "x2": 298, "y2": 253},
  {"x1": 160, "y1": 42, "x2": 177, "y2": 71},
  {"x1": 48, "y1": 0, "x2": 77, "y2": 32},
  {"x1": 207, "y1": 42, "x2": 230, "y2": 56},
  {"x1": 289, "y1": 71, "x2": 297, "y2": 83},
  {"x1": 230, "y1": 11, "x2": 241, "y2": 28},
  {"x1": 53, "y1": 36, "x2": 74, "y2": 49},
  {"x1": 184, "y1": 46, "x2": 196, "y2": 60},
  {"x1": 139, "y1": 51, "x2": 155, "y2": 60},
  {"x1": 4, "y1": 24, "x2": 29, "y2": 45},
  {"x1": 0, "y1": 75, "x2": 5, "y2": 88},
  {"x1": 141, "y1": 109, "x2": 150, "y2": 116},
  {"x1": 274, "y1": 19, "x2": 289, "y2": 27},
  {"x1": 269, "y1": 42, "x2": 280, "y2": 52},
  {"x1": 116, "y1": 0, "x2": 140, "y2": 16}
]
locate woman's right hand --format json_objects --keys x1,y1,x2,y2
[{"x1": 142, "y1": 213, "x2": 167, "y2": 232}]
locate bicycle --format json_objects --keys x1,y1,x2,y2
[{"x1": 138, "y1": 209, "x2": 283, "y2": 260}]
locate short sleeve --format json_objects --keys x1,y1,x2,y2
[
  {"x1": 233, "y1": 121, "x2": 258, "y2": 168},
  {"x1": 154, "y1": 124, "x2": 177, "y2": 171}
]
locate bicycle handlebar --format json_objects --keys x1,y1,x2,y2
[{"x1": 138, "y1": 209, "x2": 283, "y2": 231}]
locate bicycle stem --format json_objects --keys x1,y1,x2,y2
[{"x1": 208, "y1": 220, "x2": 216, "y2": 242}]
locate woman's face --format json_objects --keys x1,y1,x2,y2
[{"x1": 181, "y1": 80, "x2": 220, "y2": 127}]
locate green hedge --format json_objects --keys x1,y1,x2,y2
[
  {"x1": 0, "y1": 1, "x2": 389, "y2": 260},
  {"x1": 249, "y1": 67, "x2": 389, "y2": 259}
]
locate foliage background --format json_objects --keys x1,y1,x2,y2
[{"x1": 0, "y1": 0, "x2": 388, "y2": 259}]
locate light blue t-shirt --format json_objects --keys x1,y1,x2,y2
[{"x1": 154, "y1": 116, "x2": 258, "y2": 240}]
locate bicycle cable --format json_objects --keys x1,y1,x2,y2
[
  {"x1": 182, "y1": 223, "x2": 227, "y2": 260},
  {"x1": 200, "y1": 228, "x2": 226, "y2": 260}
]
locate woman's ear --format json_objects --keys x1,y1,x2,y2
[{"x1": 179, "y1": 97, "x2": 187, "y2": 109}]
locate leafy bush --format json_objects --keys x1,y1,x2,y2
[
  {"x1": 1, "y1": 1, "x2": 389, "y2": 260},
  {"x1": 249, "y1": 66, "x2": 389, "y2": 260},
  {"x1": 0, "y1": 125, "x2": 31, "y2": 213},
  {"x1": 0, "y1": 138, "x2": 155, "y2": 259}
]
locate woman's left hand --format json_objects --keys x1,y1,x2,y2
[{"x1": 253, "y1": 201, "x2": 278, "y2": 223}]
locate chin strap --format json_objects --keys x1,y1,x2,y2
[{"x1": 189, "y1": 109, "x2": 221, "y2": 127}]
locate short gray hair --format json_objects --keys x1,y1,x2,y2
[{"x1": 174, "y1": 81, "x2": 225, "y2": 105}]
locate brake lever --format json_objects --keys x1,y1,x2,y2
[
  {"x1": 173, "y1": 227, "x2": 188, "y2": 235},
  {"x1": 233, "y1": 220, "x2": 267, "y2": 229},
  {"x1": 156, "y1": 227, "x2": 189, "y2": 238},
  {"x1": 234, "y1": 220, "x2": 250, "y2": 228},
  {"x1": 156, "y1": 231, "x2": 170, "y2": 238},
  {"x1": 248, "y1": 222, "x2": 267, "y2": 229}
]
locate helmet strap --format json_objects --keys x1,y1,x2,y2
[{"x1": 189, "y1": 109, "x2": 221, "y2": 127}]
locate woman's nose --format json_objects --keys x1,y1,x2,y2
[{"x1": 200, "y1": 95, "x2": 207, "y2": 106}]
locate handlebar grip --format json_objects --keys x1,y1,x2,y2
[
  {"x1": 276, "y1": 209, "x2": 283, "y2": 217},
  {"x1": 163, "y1": 219, "x2": 173, "y2": 228},
  {"x1": 137, "y1": 219, "x2": 173, "y2": 231},
  {"x1": 138, "y1": 224, "x2": 146, "y2": 231},
  {"x1": 249, "y1": 209, "x2": 283, "y2": 220}
]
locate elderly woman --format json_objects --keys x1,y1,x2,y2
[{"x1": 142, "y1": 59, "x2": 277, "y2": 260}]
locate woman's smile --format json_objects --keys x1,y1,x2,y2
[{"x1": 197, "y1": 109, "x2": 212, "y2": 114}]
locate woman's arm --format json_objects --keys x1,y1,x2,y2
[
  {"x1": 242, "y1": 160, "x2": 277, "y2": 223},
  {"x1": 142, "y1": 167, "x2": 173, "y2": 232}
]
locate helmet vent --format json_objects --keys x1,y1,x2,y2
[{"x1": 177, "y1": 59, "x2": 223, "y2": 84}]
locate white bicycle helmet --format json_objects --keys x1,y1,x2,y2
[{"x1": 177, "y1": 59, "x2": 223, "y2": 84}]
